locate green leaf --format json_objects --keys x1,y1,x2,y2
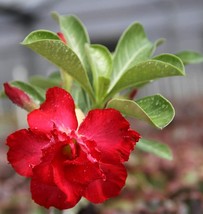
[
  {"x1": 176, "y1": 50, "x2": 203, "y2": 65},
  {"x1": 111, "y1": 22, "x2": 154, "y2": 88},
  {"x1": 107, "y1": 94, "x2": 175, "y2": 129},
  {"x1": 71, "y1": 82, "x2": 88, "y2": 113},
  {"x1": 85, "y1": 44, "x2": 112, "y2": 100},
  {"x1": 48, "y1": 71, "x2": 61, "y2": 79},
  {"x1": 23, "y1": 30, "x2": 60, "y2": 41},
  {"x1": 96, "y1": 77, "x2": 110, "y2": 104},
  {"x1": 137, "y1": 138, "x2": 173, "y2": 160},
  {"x1": 107, "y1": 54, "x2": 185, "y2": 98},
  {"x1": 151, "y1": 38, "x2": 166, "y2": 56},
  {"x1": 52, "y1": 12, "x2": 90, "y2": 71},
  {"x1": 22, "y1": 30, "x2": 94, "y2": 100},
  {"x1": 29, "y1": 75, "x2": 61, "y2": 90},
  {"x1": 0, "y1": 90, "x2": 6, "y2": 98},
  {"x1": 10, "y1": 81, "x2": 45, "y2": 104}
]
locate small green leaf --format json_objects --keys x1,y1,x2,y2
[
  {"x1": 0, "y1": 90, "x2": 6, "y2": 98},
  {"x1": 48, "y1": 71, "x2": 61, "y2": 79},
  {"x1": 153, "y1": 53, "x2": 184, "y2": 71},
  {"x1": 107, "y1": 94, "x2": 175, "y2": 129},
  {"x1": 176, "y1": 50, "x2": 203, "y2": 65},
  {"x1": 151, "y1": 38, "x2": 166, "y2": 56},
  {"x1": 97, "y1": 76, "x2": 110, "y2": 104},
  {"x1": 111, "y1": 22, "x2": 154, "y2": 88},
  {"x1": 154, "y1": 38, "x2": 166, "y2": 48},
  {"x1": 52, "y1": 12, "x2": 90, "y2": 71},
  {"x1": 85, "y1": 44, "x2": 112, "y2": 99},
  {"x1": 29, "y1": 75, "x2": 61, "y2": 90},
  {"x1": 107, "y1": 54, "x2": 185, "y2": 98},
  {"x1": 137, "y1": 138, "x2": 173, "y2": 160},
  {"x1": 71, "y1": 82, "x2": 88, "y2": 113},
  {"x1": 22, "y1": 30, "x2": 94, "y2": 100},
  {"x1": 86, "y1": 44, "x2": 112, "y2": 79},
  {"x1": 22, "y1": 30, "x2": 60, "y2": 42}
]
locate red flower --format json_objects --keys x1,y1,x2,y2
[{"x1": 6, "y1": 87, "x2": 140, "y2": 209}]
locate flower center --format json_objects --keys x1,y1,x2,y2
[{"x1": 62, "y1": 138, "x2": 79, "y2": 160}]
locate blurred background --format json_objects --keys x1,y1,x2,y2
[{"x1": 0, "y1": 0, "x2": 203, "y2": 213}]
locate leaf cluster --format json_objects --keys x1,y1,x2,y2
[{"x1": 2, "y1": 12, "x2": 203, "y2": 160}]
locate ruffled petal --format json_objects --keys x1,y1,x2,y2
[
  {"x1": 84, "y1": 162, "x2": 127, "y2": 203},
  {"x1": 31, "y1": 163, "x2": 80, "y2": 209},
  {"x1": 28, "y1": 87, "x2": 78, "y2": 133},
  {"x1": 52, "y1": 141, "x2": 103, "y2": 199},
  {"x1": 7, "y1": 129, "x2": 50, "y2": 177},
  {"x1": 78, "y1": 109, "x2": 140, "y2": 163}
]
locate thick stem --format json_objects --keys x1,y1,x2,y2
[{"x1": 48, "y1": 208, "x2": 63, "y2": 214}]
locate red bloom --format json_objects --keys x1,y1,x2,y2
[{"x1": 6, "y1": 87, "x2": 140, "y2": 209}]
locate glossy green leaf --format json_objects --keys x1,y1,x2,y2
[
  {"x1": 107, "y1": 94, "x2": 174, "y2": 129},
  {"x1": 85, "y1": 44, "x2": 112, "y2": 99},
  {"x1": 111, "y1": 22, "x2": 154, "y2": 88},
  {"x1": 176, "y1": 50, "x2": 203, "y2": 65},
  {"x1": 107, "y1": 54, "x2": 185, "y2": 98},
  {"x1": 52, "y1": 12, "x2": 90, "y2": 71},
  {"x1": 22, "y1": 30, "x2": 94, "y2": 100},
  {"x1": 137, "y1": 138, "x2": 173, "y2": 160},
  {"x1": 10, "y1": 81, "x2": 45, "y2": 104}
]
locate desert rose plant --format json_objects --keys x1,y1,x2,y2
[{"x1": 1, "y1": 12, "x2": 203, "y2": 213}]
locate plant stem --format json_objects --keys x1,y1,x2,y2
[{"x1": 48, "y1": 208, "x2": 63, "y2": 214}]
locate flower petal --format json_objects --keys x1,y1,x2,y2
[
  {"x1": 78, "y1": 109, "x2": 140, "y2": 163},
  {"x1": 31, "y1": 178, "x2": 71, "y2": 209},
  {"x1": 84, "y1": 162, "x2": 127, "y2": 203},
  {"x1": 31, "y1": 163, "x2": 80, "y2": 209},
  {"x1": 52, "y1": 142, "x2": 103, "y2": 198},
  {"x1": 7, "y1": 129, "x2": 50, "y2": 177},
  {"x1": 28, "y1": 87, "x2": 78, "y2": 133}
]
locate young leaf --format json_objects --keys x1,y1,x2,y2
[
  {"x1": 137, "y1": 138, "x2": 173, "y2": 160},
  {"x1": 111, "y1": 22, "x2": 154, "y2": 88},
  {"x1": 22, "y1": 30, "x2": 94, "y2": 100},
  {"x1": 107, "y1": 54, "x2": 185, "y2": 98},
  {"x1": 85, "y1": 44, "x2": 112, "y2": 100},
  {"x1": 176, "y1": 50, "x2": 203, "y2": 65},
  {"x1": 151, "y1": 38, "x2": 166, "y2": 56},
  {"x1": 107, "y1": 94, "x2": 175, "y2": 129},
  {"x1": 52, "y1": 12, "x2": 90, "y2": 71}
]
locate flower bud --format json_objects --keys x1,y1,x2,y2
[
  {"x1": 4, "y1": 82, "x2": 39, "y2": 112},
  {"x1": 57, "y1": 32, "x2": 67, "y2": 44}
]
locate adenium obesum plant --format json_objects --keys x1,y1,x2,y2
[
  {"x1": 2, "y1": 12, "x2": 203, "y2": 211},
  {"x1": 6, "y1": 87, "x2": 140, "y2": 209}
]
